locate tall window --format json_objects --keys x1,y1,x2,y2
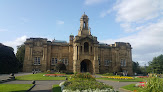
[
  {"x1": 98, "y1": 58, "x2": 101, "y2": 65},
  {"x1": 84, "y1": 42, "x2": 89, "y2": 52},
  {"x1": 121, "y1": 59, "x2": 126, "y2": 66},
  {"x1": 34, "y1": 57, "x2": 41, "y2": 65},
  {"x1": 64, "y1": 58, "x2": 68, "y2": 65},
  {"x1": 51, "y1": 58, "x2": 55, "y2": 65},
  {"x1": 84, "y1": 21, "x2": 86, "y2": 28},
  {"x1": 55, "y1": 58, "x2": 57, "y2": 64},
  {"x1": 105, "y1": 60, "x2": 109, "y2": 66},
  {"x1": 121, "y1": 59, "x2": 123, "y2": 66},
  {"x1": 123, "y1": 59, "x2": 126, "y2": 66}
]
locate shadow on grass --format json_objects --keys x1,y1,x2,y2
[{"x1": 11, "y1": 90, "x2": 27, "y2": 92}]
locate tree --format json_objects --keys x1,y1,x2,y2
[
  {"x1": 56, "y1": 62, "x2": 66, "y2": 72},
  {"x1": 132, "y1": 61, "x2": 142, "y2": 74},
  {"x1": 147, "y1": 54, "x2": 163, "y2": 74},
  {"x1": 0, "y1": 43, "x2": 20, "y2": 74},
  {"x1": 16, "y1": 44, "x2": 25, "y2": 71}
]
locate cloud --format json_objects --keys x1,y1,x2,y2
[
  {"x1": 100, "y1": 9, "x2": 112, "y2": 18},
  {"x1": 101, "y1": 20, "x2": 163, "y2": 65},
  {"x1": 3, "y1": 35, "x2": 27, "y2": 53},
  {"x1": 0, "y1": 28, "x2": 8, "y2": 32},
  {"x1": 84, "y1": 0, "x2": 108, "y2": 5},
  {"x1": 56, "y1": 20, "x2": 64, "y2": 25}
]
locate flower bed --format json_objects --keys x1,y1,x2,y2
[
  {"x1": 59, "y1": 73, "x2": 116, "y2": 92},
  {"x1": 136, "y1": 76, "x2": 148, "y2": 78},
  {"x1": 135, "y1": 82, "x2": 147, "y2": 88},
  {"x1": 44, "y1": 74, "x2": 66, "y2": 77},
  {"x1": 101, "y1": 76, "x2": 134, "y2": 79}
]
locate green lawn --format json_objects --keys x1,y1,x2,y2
[
  {"x1": 0, "y1": 84, "x2": 33, "y2": 92},
  {"x1": 16, "y1": 73, "x2": 69, "y2": 80},
  {"x1": 52, "y1": 85, "x2": 61, "y2": 92},
  {"x1": 121, "y1": 84, "x2": 143, "y2": 91},
  {"x1": 96, "y1": 77, "x2": 147, "y2": 82}
]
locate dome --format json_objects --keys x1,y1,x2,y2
[{"x1": 81, "y1": 12, "x2": 88, "y2": 18}]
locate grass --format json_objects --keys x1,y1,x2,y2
[
  {"x1": 16, "y1": 73, "x2": 69, "y2": 80},
  {"x1": 0, "y1": 84, "x2": 33, "y2": 92},
  {"x1": 121, "y1": 84, "x2": 143, "y2": 91},
  {"x1": 52, "y1": 84, "x2": 61, "y2": 92},
  {"x1": 96, "y1": 77, "x2": 147, "y2": 82}
]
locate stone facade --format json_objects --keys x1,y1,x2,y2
[{"x1": 23, "y1": 13, "x2": 133, "y2": 75}]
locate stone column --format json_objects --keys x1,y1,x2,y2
[{"x1": 93, "y1": 46, "x2": 99, "y2": 74}]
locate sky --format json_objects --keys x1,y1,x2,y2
[{"x1": 0, "y1": 0, "x2": 163, "y2": 66}]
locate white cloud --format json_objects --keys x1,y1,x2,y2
[
  {"x1": 0, "y1": 28, "x2": 8, "y2": 32},
  {"x1": 100, "y1": 9, "x2": 112, "y2": 18},
  {"x1": 113, "y1": 0, "x2": 161, "y2": 23},
  {"x1": 101, "y1": 20, "x2": 163, "y2": 65},
  {"x1": 56, "y1": 20, "x2": 64, "y2": 25},
  {"x1": 3, "y1": 35, "x2": 27, "y2": 53},
  {"x1": 84, "y1": 0, "x2": 108, "y2": 5}
]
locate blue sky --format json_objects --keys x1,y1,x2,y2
[{"x1": 1, "y1": 0, "x2": 163, "y2": 66}]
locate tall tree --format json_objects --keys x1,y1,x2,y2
[
  {"x1": 147, "y1": 54, "x2": 163, "y2": 74},
  {"x1": 0, "y1": 43, "x2": 19, "y2": 74},
  {"x1": 16, "y1": 44, "x2": 25, "y2": 71},
  {"x1": 133, "y1": 61, "x2": 142, "y2": 74}
]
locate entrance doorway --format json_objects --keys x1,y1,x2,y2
[{"x1": 80, "y1": 59, "x2": 92, "y2": 73}]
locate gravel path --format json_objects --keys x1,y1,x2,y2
[{"x1": 97, "y1": 79, "x2": 138, "y2": 92}]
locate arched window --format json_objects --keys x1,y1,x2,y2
[
  {"x1": 84, "y1": 42, "x2": 89, "y2": 52},
  {"x1": 84, "y1": 21, "x2": 86, "y2": 28}
]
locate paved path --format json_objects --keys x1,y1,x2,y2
[
  {"x1": 97, "y1": 79, "x2": 138, "y2": 92},
  {"x1": 2, "y1": 80, "x2": 64, "y2": 92}
]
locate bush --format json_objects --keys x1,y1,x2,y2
[
  {"x1": 56, "y1": 62, "x2": 66, "y2": 72},
  {"x1": 69, "y1": 72, "x2": 95, "y2": 81},
  {"x1": 64, "y1": 80, "x2": 113, "y2": 91},
  {"x1": 142, "y1": 74, "x2": 163, "y2": 92}
]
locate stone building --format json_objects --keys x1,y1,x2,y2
[{"x1": 23, "y1": 13, "x2": 133, "y2": 75}]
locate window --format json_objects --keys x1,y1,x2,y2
[
  {"x1": 121, "y1": 59, "x2": 126, "y2": 66},
  {"x1": 84, "y1": 21, "x2": 86, "y2": 28},
  {"x1": 84, "y1": 42, "x2": 89, "y2": 52},
  {"x1": 55, "y1": 58, "x2": 57, "y2": 64},
  {"x1": 98, "y1": 58, "x2": 101, "y2": 65},
  {"x1": 105, "y1": 60, "x2": 109, "y2": 66},
  {"x1": 62, "y1": 58, "x2": 65, "y2": 64},
  {"x1": 80, "y1": 46, "x2": 82, "y2": 52},
  {"x1": 123, "y1": 59, "x2": 126, "y2": 66},
  {"x1": 64, "y1": 58, "x2": 68, "y2": 65},
  {"x1": 121, "y1": 59, "x2": 123, "y2": 66},
  {"x1": 51, "y1": 58, "x2": 55, "y2": 65},
  {"x1": 34, "y1": 57, "x2": 41, "y2": 65}
]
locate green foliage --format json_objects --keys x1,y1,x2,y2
[
  {"x1": 69, "y1": 72, "x2": 95, "y2": 81},
  {"x1": 0, "y1": 43, "x2": 20, "y2": 74},
  {"x1": 147, "y1": 54, "x2": 163, "y2": 73},
  {"x1": 56, "y1": 62, "x2": 66, "y2": 72},
  {"x1": 64, "y1": 73, "x2": 113, "y2": 91},
  {"x1": 133, "y1": 61, "x2": 142, "y2": 74},
  {"x1": 64, "y1": 80, "x2": 113, "y2": 91},
  {"x1": 142, "y1": 74, "x2": 163, "y2": 92},
  {"x1": 16, "y1": 44, "x2": 25, "y2": 71},
  {"x1": 52, "y1": 85, "x2": 61, "y2": 92},
  {"x1": 103, "y1": 73, "x2": 114, "y2": 76}
]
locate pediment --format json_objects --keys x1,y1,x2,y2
[{"x1": 75, "y1": 36, "x2": 98, "y2": 44}]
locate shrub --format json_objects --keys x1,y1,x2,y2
[
  {"x1": 64, "y1": 80, "x2": 113, "y2": 91},
  {"x1": 142, "y1": 74, "x2": 163, "y2": 92},
  {"x1": 69, "y1": 72, "x2": 95, "y2": 81},
  {"x1": 56, "y1": 62, "x2": 66, "y2": 72}
]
